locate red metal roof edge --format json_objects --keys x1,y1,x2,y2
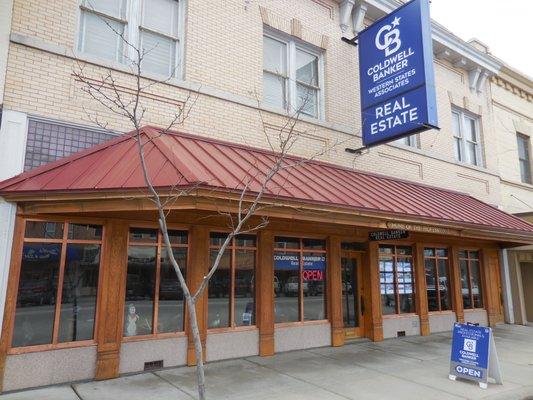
[
  {"x1": 0, "y1": 131, "x2": 134, "y2": 190},
  {"x1": 1, "y1": 125, "x2": 532, "y2": 235}
]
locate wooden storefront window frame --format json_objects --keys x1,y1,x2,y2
[
  {"x1": 423, "y1": 247, "x2": 452, "y2": 313},
  {"x1": 458, "y1": 249, "x2": 484, "y2": 311},
  {"x1": 8, "y1": 217, "x2": 105, "y2": 355},
  {"x1": 273, "y1": 236, "x2": 328, "y2": 326},
  {"x1": 207, "y1": 232, "x2": 258, "y2": 332},
  {"x1": 122, "y1": 224, "x2": 189, "y2": 342},
  {"x1": 378, "y1": 244, "x2": 416, "y2": 316}
]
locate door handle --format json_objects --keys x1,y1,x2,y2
[{"x1": 360, "y1": 295, "x2": 365, "y2": 315}]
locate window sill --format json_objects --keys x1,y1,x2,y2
[
  {"x1": 463, "y1": 308, "x2": 486, "y2": 312},
  {"x1": 122, "y1": 331, "x2": 186, "y2": 343},
  {"x1": 8, "y1": 340, "x2": 97, "y2": 355},
  {"x1": 274, "y1": 319, "x2": 329, "y2": 328},
  {"x1": 428, "y1": 310, "x2": 455, "y2": 315},
  {"x1": 382, "y1": 313, "x2": 418, "y2": 319},
  {"x1": 207, "y1": 326, "x2": 258, "y2": 334}
]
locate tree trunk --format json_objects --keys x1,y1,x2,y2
[{"x1": 186, "y1": 295, "x2": 206, "y2": 400}]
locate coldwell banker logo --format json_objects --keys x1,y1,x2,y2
[{"x1": 375, "y1": 16, "x2": 402, "y2": 57}]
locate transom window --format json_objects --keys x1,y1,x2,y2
[
  {"x1": 78, "y1": 0, "x2": 182, "y2": 77},
  {"x1": 379, "y1": 245, "x2": 415, "y2": 315},
  {"x1": 263, "y1": 32, "x2": 323, "y2": 118},
  {"x1": 517, "y1": 134, "x2": 532, "y2": 184},
  {"x1": 124, "y1": 227, "x2": 188, "y2": 337},
  {"x1": 12, "y1": 221, "x2": 102, "y2": 348},
  {"x1": 452, "y1": 109, "x2": 482, "y2": 166},
  {"x1": 208, "y1": 233, "x2": 257, "y2": 329},
  {"x1": 459, "y1": 250, "x2": 483, "y2": 309},
  {"x1": 424, "y1": 248, "x2": 452, "y2": 312},
  {"x1": 274, "y1": 237, "x2": 327, "y2": 323}
]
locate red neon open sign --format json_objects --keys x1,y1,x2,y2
[{"x1": 302, "y1": 270, "x2": 324, "y2": 281}]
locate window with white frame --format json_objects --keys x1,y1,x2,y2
[
  {"x1": 262, "y1": 32, "x2": 323, "y2": 119},
  {"x1": 517, "y1": 134, "x2": 532, "y2": 184},
  {"x1": 451, "y1": 109, "x2": 482, "y2": 166},
  {"x1": 78, "y1": 0, "x2": 182, "y2": 77}
]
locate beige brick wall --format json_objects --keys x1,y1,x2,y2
[{"x1": 2, "y1": 0, "x2": 503, "y2": 206}]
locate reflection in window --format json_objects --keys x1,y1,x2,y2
[
  {"x1": 124, "y1": 228, "x2": 187, "y2": 337},
  {"x1": 12, "y1": 222, "x2": 102, "y2": 348},
  {"x1": 58, "y1": 244, "x2": 101, "y2": 342},
  {"x1": 459, "y1": 250, "x2": 483, "y2": 309},
  {"x1": 274, "y1": 237, "x2": 326, "y2": 323},
  {"x1": 379, "y1": 245, "x2": 415, "y2": 315},
  {"x1": 424, "y1": 248, "x2": 451, "y2": 312},
  {"x1": 208, "y1": 234, "x2": 256, "y2": 329}
]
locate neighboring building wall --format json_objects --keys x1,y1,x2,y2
[{"x1": 491, "y1": 67, "x2": 533, "y2": 326}]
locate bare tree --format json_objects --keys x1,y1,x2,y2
[{"x1": 73, "y1": 12, "x2": 345, "y2": 400}]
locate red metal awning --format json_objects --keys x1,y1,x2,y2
[{"x1": 1, "y1": 126, "x2": 532, "y2": 236}]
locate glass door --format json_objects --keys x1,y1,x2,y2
[{"x1": 341, "y1": 252, "x2": 363, "y2": 338}]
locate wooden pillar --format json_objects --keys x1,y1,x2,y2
[
  {"x1": 366, "y1": 242, "x2": 383, "y2": 341},
  {"x1": 95, "y1": 220, "x2": 129, "y2": 380},
  {"x1": 481, "y1": 248, "x2": 500, "y2": 327},
  {"x1": 450, "y1": 246, "x2": 464, "y2": 323},
  {"x1": 327, "y1": 236, "x2": 344, "y2": 347},
  {"x1": 0, "y1": 215, "x2": 25, "y2": 391},
  {"x1": 186, "y1": 225, "x2": 209, "y2": 365},
  {"x1": 414, "y1": 243, "x2": 430, "y2": 336},
  {"x1": 257, "y1": 230, "x2": 275, "y2": 356}
]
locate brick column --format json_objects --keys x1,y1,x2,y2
[
  {"x1": 186, "y1": 225, "x2": 209, "y2": 365},
  {"x1": 327, "y1": 236, "x2": 344, "y2": 346},
  {"x1": 95, "y1": 220, "x2": 129, "y2": 380},
  {"x1": 414, "y1": 243, "x2": 430, "y2": 335},
  {"x1": 481, "y1": 248, "x2": 500, "y2": 327},
  {"x1": 257, "y1": 230, "x2": 274, "y2": 356},
  {"x1": 450, "y1": 246, "x2": 464, "y2": 323},
  {"x1": 367, "y1": 242, "x2": 383, "y2": 341}
]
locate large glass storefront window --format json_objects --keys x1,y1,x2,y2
[
  {"x1": 124, "y1": 228, "x2": 187, "y2": 337},
  {"x1": 208, "y1": 233, "x2": 256, "y2": 329},
  {"x1": 459, "y1": 250, "x2": 483, "y2": 309},
  {"x1": 12, "y1": 221, "x2": 102, "y2": 348},
  {"x1": 424, "y1": 248, "x2": 452, "y2": 312},
  {"x1": 274, "y1": 237, "x2": 327, "y2": 323},
  {"x1": 379, "y1": 245, "x2": 415, "y2": 315}
]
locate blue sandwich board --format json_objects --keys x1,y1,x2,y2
[
  {"x1": 358, "y1": 0, "x2": 438, "y2": 147},
  {"x1": 449, "y1": 323, "x2": 503, "y2": 389}
]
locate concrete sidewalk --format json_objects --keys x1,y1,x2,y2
[{"x1": 2, "y1": 324, "x2": 533, "y2": 400}]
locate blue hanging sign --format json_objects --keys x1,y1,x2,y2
[
  {"x1": 449, "y1": 323, "x2": 503, "y2": 389},
  {"x1": 358, "y1": 0, "x2": 438, "y2": 147}
]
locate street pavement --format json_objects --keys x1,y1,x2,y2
[{"x1": 1, "y1": 324, "x2": 532, "y2": 400}]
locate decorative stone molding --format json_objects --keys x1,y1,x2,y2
[
  {"x1": 260, "y1": 7, "x2": 328, "y2": 49},
  {"x1": 311, "y1": 0, "x2": 335, "y2": 19},
  {"x1": 492, "y1": 76, "x2": 533, "y2": 103}
]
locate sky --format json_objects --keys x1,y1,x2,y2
[{"x1": 429, "y1": 0, "x2": 533, "y2": 77}]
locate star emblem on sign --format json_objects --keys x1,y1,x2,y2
[{"x1": 391, "y1": 16, "x2": 401, "y2": 27}]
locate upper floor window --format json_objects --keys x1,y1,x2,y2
[
  {"x1": 452, "y1": 109, "x2": 482, "y2": 166},
  {"x1": 395, "y1": 134, "x2": 419, "y2": 148},
  {"x1": 517, "y1": 134, "x2": 532, "y2": 184},
  {"x1": 78, "y1": 0, "x2": 182, "y2": 78},
  {"x1": 263, "y1": 32, "x2": 323, "y2": 119}
]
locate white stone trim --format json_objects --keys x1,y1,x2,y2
[
  {"x1": 500, "y1": 249, "x2": 514, "y2": 324},
  {"x1": 0, "y1": 110, "x2": 28, "y2": 333}
]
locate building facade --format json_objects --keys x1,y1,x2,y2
[
  {"x1": 491, "y1": 65, "x2": 533, "y2": 326},
  {"x1": 0, "y1": 0, "x2": 531, "y2": 392}
]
